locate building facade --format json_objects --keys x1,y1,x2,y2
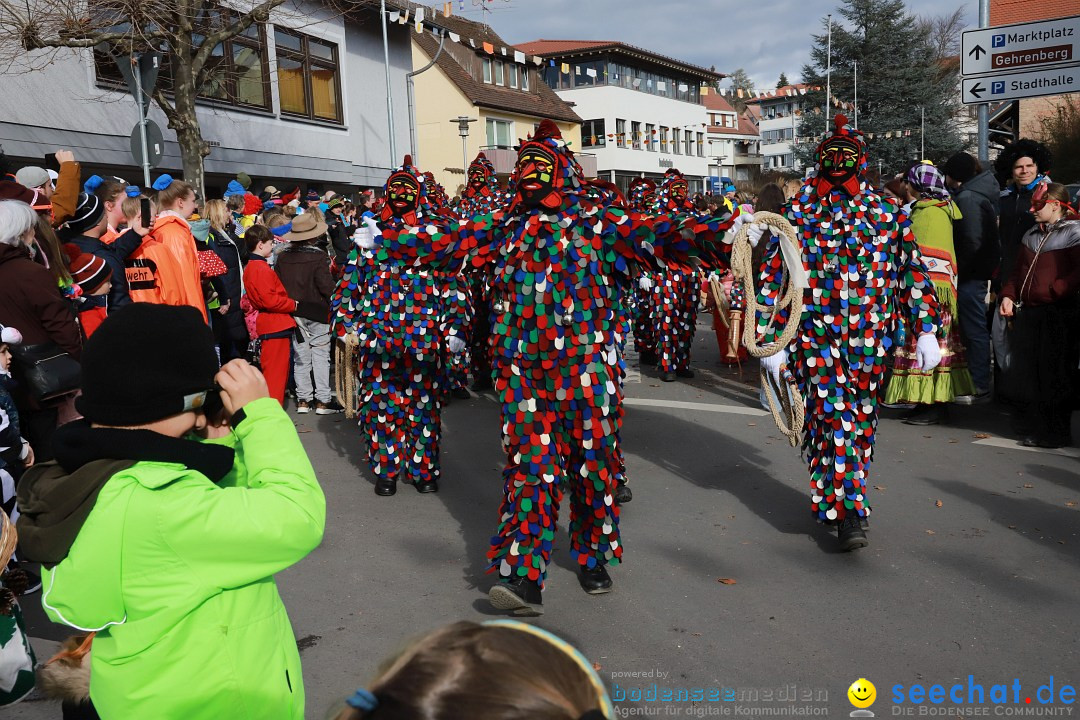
[
  {"x1": 410, "y1": 14, "x2": 583, "y2": 196},
  {"x1": 704, "y1": 93, "x2": 762, "y2": 186},
  {"x1": 745, "y1": 84, "x2": 814, "y2": 175},
  {"x1": 0, "y1": 1, "x2": 431, "y2": 196},
  {"x1": 517, "y1": 40, "x2": 721, "y2": 195}
]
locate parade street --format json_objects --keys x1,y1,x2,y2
[{"x1": 12, "y1": 313, "x2": 1078, "y2": 718}]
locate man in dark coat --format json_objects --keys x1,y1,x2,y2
[{"x1": 944, "y1": 152, "x2": 1000, "y2": 400}]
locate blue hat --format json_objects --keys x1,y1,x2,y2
[{"x1": 224, "y1": 180, "x2": 245, "y2": 198}]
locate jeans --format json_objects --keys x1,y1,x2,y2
[
  {"x1": 292, "y1": 318, "x2": 332, "y2": 404},
  {"x1": 957, "y1": 279, "x2": 992, "y2": 393}
]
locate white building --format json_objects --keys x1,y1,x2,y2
[
  {"x1": 746, "y1": 84, "x2": 814, "y2": 175},
  {"x1": 0, "y1": 0, "x2": 434, "y2": 195},
  {"x1": 703, "y1": 93, "x2": 762, "y2": 186},
  {"x1": 517, "y1": 40, "x2": 721, "y2": 195}
]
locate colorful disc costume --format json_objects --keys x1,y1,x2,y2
[
  {"x1": 751, "y1": 115, "x2": 941, "y2": 524},
  {"x1": 331, "y1": 157, "x2": 454, "y2": 489}
]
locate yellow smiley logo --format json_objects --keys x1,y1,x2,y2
[{"x1": 848, "y1": 678, "x2": 876, "y2": 709}]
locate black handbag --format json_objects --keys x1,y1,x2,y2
[{"x1": 10, "y1": 342, "x2": 81, "y2": 403}]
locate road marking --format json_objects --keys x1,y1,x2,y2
[
  {"x1": 973, "y1": 437, "x2": 1080, "y2": 459},
  {"x1": 624, "y1": 397, "x2": 767, "y2": 416}
]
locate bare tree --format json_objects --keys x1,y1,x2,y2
[
  {"x1": 0, "y1": 0, "x2": 357, "y2": 198},
  {"x1": 917, "y1": 7, "x2": 965, "y2": 65}
]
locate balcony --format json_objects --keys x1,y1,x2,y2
[{"x1": 481, "y1": 146, "x2": 598, "y2": 178}]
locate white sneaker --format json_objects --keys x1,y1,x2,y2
[{"x1": 296, "y1": 401, "x2": 311, "y2": 414}]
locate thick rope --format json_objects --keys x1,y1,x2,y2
[
  {"x1": 728, "y1": 211, "x2": 806, "y2": 447},
  {"x1": 334, "y1": 335, "x2": 360, "y2": 419}
]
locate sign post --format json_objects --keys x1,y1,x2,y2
[
  {"x1": 962, "y1": 14, "x2": 1080, "y2": 76},
  {"x1": 113, "y1": 51, "x2": 160, "y2": 186},
  {"x1": 962, "y1": 66, "x2": 1080, "y2": 104}
]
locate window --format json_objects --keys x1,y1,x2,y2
[
  {"x1": 494, "y1": 61, "x2": 505, "y2": 86},
  {"x1": 616, "y1": 119, "x2": 627, "y2": 148},
  {"x1": 684, "y1": 131, "x2": 693, "y2": 156},
  {"x1": 483, "y1": 58, "x2": 492, "y2": 83},
  {"x1": 521, "y1": 67, "x2": 529, "y2": 91},
  {"x1": 486, "y1": 118, "x2": 513, "y2": 149},
  {"x1": 645, "y1": 123, "x2": 656, "y2": 151},
  {"x1": 275, "y1": 28, "x2": 341, "y2": 123},
  {"x1": 696, "y1": 132, "x2": 705, "y2": 157},
  {"x1": 631, "y1": 121, "x2": 641, "y2": 150},
  {"x1": 509, "y1": 64, "x2": 518, "y2": 89},
  {"x1": 726, "y1": 115, "x2": 735, "y2": 128},
  {"x1": 673, "y1": 128, "x2": 681, "y2": 155},
  {"x1": 94, "y1": 14, "x2": 271, "y2": 111},
  {"x1": 582, "y1": 119, "x2": 606, "y2": 147},
  {"x1": 660, "y1": 126, "x2": 669, "y2": 152}
]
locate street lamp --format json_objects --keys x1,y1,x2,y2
[
  {"x1": 452, "y1": 116, "x2": 478, "y2": 178},
  {"x1": 711, "y1": 155, "x2": 726, "y2": 194}
]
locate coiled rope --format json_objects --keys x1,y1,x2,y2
[
  {"x1": 335, "y1": 334, "x2": 360, "y2": 419},
  {"x1": 728, "y1": 211, "x2": 806, "y2": 447}
]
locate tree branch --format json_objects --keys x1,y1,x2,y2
[{"x1": 190, "y1": 0, "x2": 284, "y2": 76}]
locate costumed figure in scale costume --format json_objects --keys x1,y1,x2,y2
[
  {"x1": 331, "y1": 156, "x2": 459, "y2": 496},
  {"x1": 751, "y1": 115, "x2": 942, "y2": 550},
  {"x1": 372, "y1": 120, "x2": 733, "y2": 614},
  {"x1": 458, "y1": 152, "x2": 507, "y2": 392},
  {"x1": 627, "y1": 178, "x2": 660, "y2": 367}
]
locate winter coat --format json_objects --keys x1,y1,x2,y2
[
  {"x1": 243, "y1": 255, "x2": 297, "y2": 336},
  {"x1": 1001, "y1": 219, "x2": 1080, "y2": 308},
  {"x1": 951, "y1": 170, "x2": 1000, "y2": 282},
  {"x1": 16, "y1": 398, "x2": 325, "y2": 720},
  {"x1": 150, "y1": 213, "x2": 208, "y2": 322},
  {"x1": 209, "y1": 228, "x2": 248, "y2": 346},
  {"x1": 67, "y1": 233, "x2": 133, "y2": 310},
  {"x1": 328, "y1": 214, "x2": 354, "y2": 266},
  {"x1": 998, "y1": 181, "x2": 1040, "y2": 287},
  {"x1": 275, "y1": 244, "x2": 336, "y2": 323},
  {"x1": 0, "y1": 243, "x2": 82, "y2": 359}
]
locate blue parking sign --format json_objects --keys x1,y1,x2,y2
[
  {"x1": 992, "y1": 33, "x2": 1005, "y2": 48},
  {"x1": 992, "y1": 81, "x2": 1005, "y2": 94}
]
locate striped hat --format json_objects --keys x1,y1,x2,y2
[
  {"x1": 64, "y1": 244, "x2": 111, "y2": 293},
  {"x1": 67, "y1": 192, "x2": 105, "y2": 234}
]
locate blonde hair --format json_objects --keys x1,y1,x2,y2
[
  {"x1": 157, "y1": 180, "x2": 195, "y2": 211},
  {"x1": 204, "y1": 199, "x2": 230, "y2": 231}
]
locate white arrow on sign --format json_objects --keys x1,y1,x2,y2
[
  {"x1": 962, "y1": 13, "x2": 1080, "y2": 77},
  {"x1": 962, "y1": 66, "x2": 1080, "y2": 105}
]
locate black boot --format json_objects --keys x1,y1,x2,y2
[
  {"x1": 374, "y1": 476, "x2": 397, "y2": 496},
  {"x1": 902, "y1": 404, "x2": 941, "y2": 426},
  {"x1": 471, "y1": 376, "x2": 493, "y2": 391},
  {"x1": 660, "y1": 372, "x2": 676, "y2": 382},
  {"x1": 639, "y1": 350, "x2": 658, "y2": 366},
  {"x1": 614, "y1": 480, "x2": 633, "y2": 504},
  {"x1": 837, "y1": 515, "x2": 868, "y2": 551},
  {"x1": 578, "y1": 564, "x2": 613, "y2": 594},
  {"x1": 414, "y1": 479, "x2": 439, "y2": 493},
  {"x1": 676, "y1": 368, "x2": 695, "y2": 379},
  {"x1": 451, "y1": 386, "x2": 471, "y2": 400},
  {"x1": 488, "y1": 577, "x2": 544, "y2": 616}
]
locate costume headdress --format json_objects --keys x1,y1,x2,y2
[
  {"x1": 812, "y1": 114, "x2": 867, "y2": 198},
  {"x1": 507, "y1": 119, "x2": 583, "y2": 212},
  {"x1": 381, "y1": 155, "x2": 432, "y2": 226}
]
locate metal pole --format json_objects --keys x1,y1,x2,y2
[
  {"x1": 977, "y1": 0, "x2": 990, "y2": 163},
  {"x1": 407, "y1": 31, "x2": 447, "y2": 166},
  {"x1": 825, "y1": 14, "x2": 832, "y2": 134},
  {"x1": 921, "y1": 106, "x2": 925, "y2": 160},
  {"x1": 853, "y1": 61, "x2": 858, "y2": 129},
  {"x1": 461, "y1": 134, "x2": 468, "y2": 179},
  {"x1": 133, "y1": 58, "x2": 151, "y2": 187},
  {"x1": 380, "y1": 0, "x2": 397, "y2": 165}
]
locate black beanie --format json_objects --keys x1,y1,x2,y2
[
  {"x1": 942, "y1": 152, "x2": 978, "y2": 184},
  {"x1": 76, "y1": 304, "x2": 219, "y2": 426},
  {"x1": 67, "y1": 192, "x2": 105, "y2": 235}
]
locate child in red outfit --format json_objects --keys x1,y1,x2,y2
[{"x1": 243, "y1": 225, "x2": 297, "y2": 405}]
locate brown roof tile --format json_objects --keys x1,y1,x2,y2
[{"x1": 415, "y1": 31, "x2": 581, "y2": 125}]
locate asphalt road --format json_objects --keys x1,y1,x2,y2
[{"x1": 11, "y1": 314, "x2": 1080, "y2": 718}]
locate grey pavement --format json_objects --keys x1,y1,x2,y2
[{"x1": 10, "y1": 315, "x2": 1080, "y2": 718}]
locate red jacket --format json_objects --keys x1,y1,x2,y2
[{"x1": 243, "y1": 255, "x2": 296, "y2": 336}]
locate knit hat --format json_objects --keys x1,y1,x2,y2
[
  {"x1": 0, "y1": 182, "x2": 37, "y2": 205},
  {"x1": 223, "y1": 180, "x2": 245, "y2": 198},
  {"x1": 0, "y1": 324, "x2": 21, "y2": 346},
  {"x1": 305, "y1": 189, "x2": 320, "y2": 203},
  {"x1": 236, "y1": 172, "x2": 252, "y2": 190},
  {"x1": 14, "y1": 166, "x2": 50, "y2": 189},
  {"x1": 67, "y1": 192, "x2": 106, "y2": 234},
  {"x1": 943, "y1": 152, "x2": 978, "y2": 184},
  {"x1": 64, "y1": 244, "x2": 111, "y2": 294},
  {"x1": 76, "y1": 304, "x2": 219, "y2": 426}
]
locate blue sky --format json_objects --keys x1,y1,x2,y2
[{"x1": 459, "y1": 0, "x2": 975, "y2": 90}]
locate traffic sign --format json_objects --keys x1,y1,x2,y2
[
  {"x1": 962, "y1": 14, "x2": 1080, "y2": 77},
  {"x1": 130, "y1": 120, "x2": 164, "y2": 168},
  {"x1": 113, "y1": 51, "x2": 160, "y2": 112},
  {"x1": 962, "y1": 66, "x2": 1080, "y2": 105}
]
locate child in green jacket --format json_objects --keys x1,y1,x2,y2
[{"x1": 16, "y1": 303, "x2": 326, "y2": 720}]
